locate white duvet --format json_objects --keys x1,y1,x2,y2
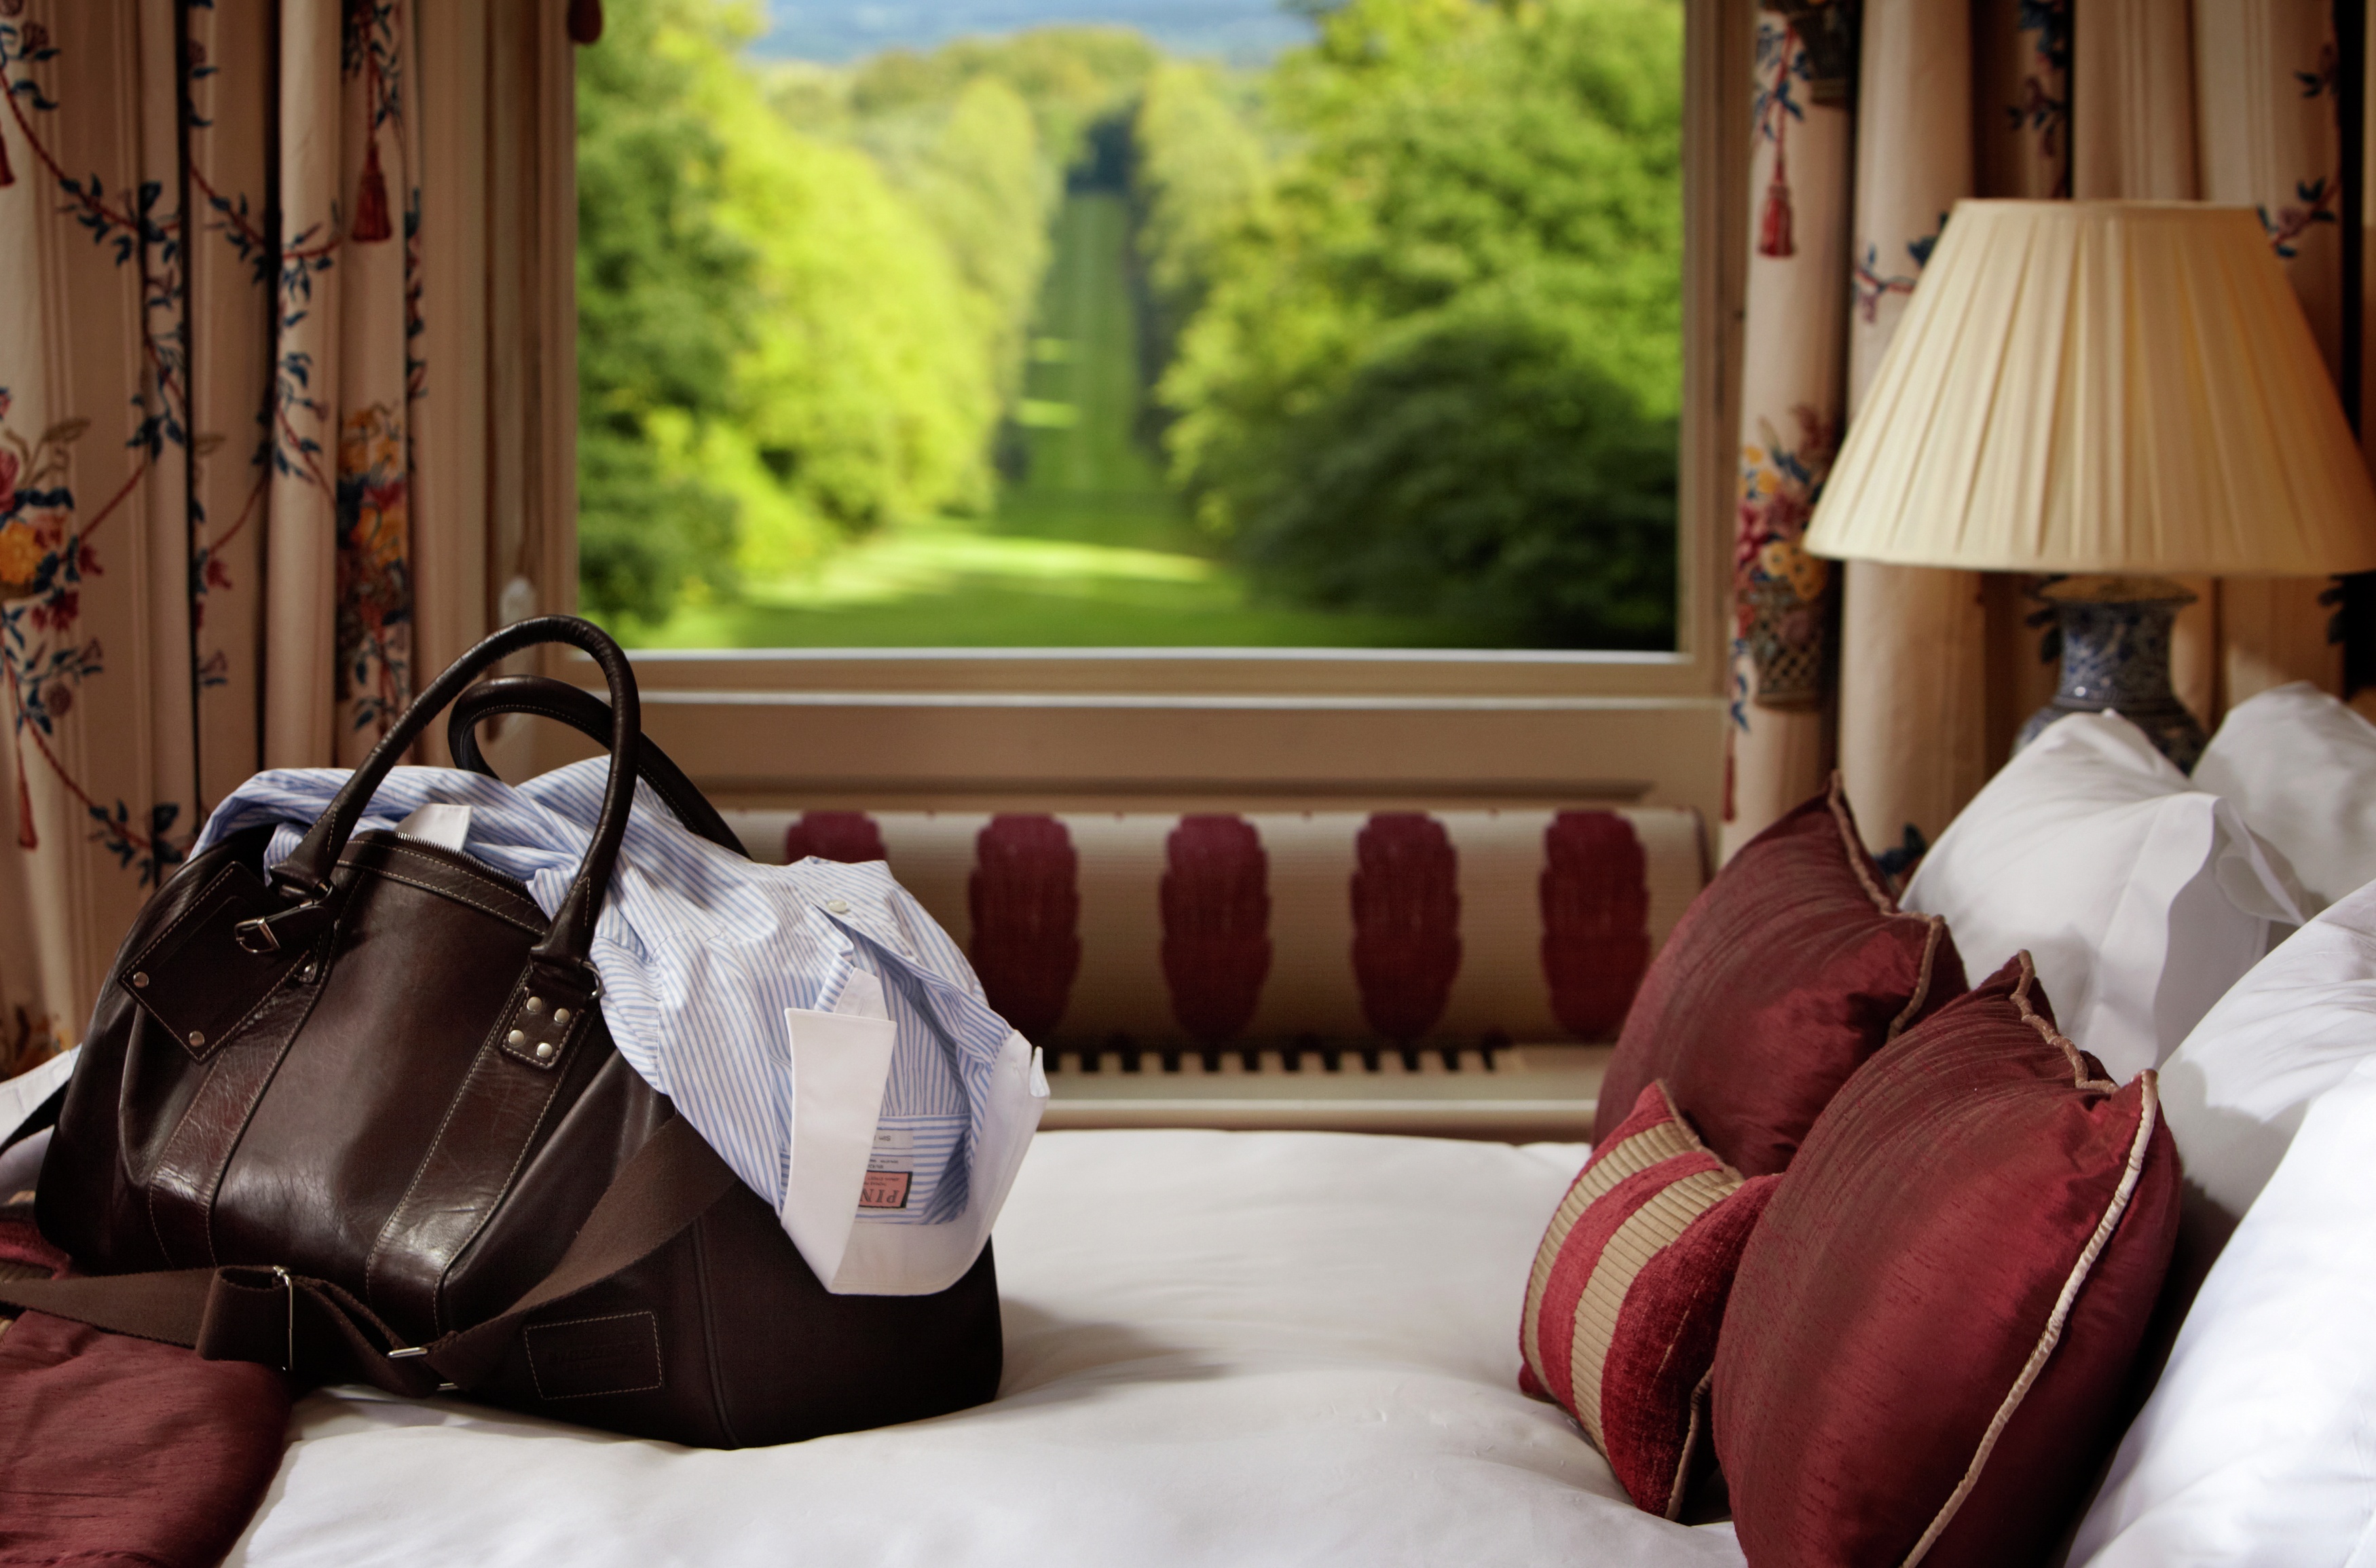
[{"x1": 228, "y1": 1130, "x2": 1744, "y2": 1567}]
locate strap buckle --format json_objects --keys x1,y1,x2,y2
[
  {"x1": 385, "y1": 1344, "x2": 458, "y2": 1392},
  {"x1": 235, "y1": 893, "x2": 331, "y2": 956}
]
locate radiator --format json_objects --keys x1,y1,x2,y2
[{"x1": 721, "y1": 806, "x2": 1699, "y2": 1139}]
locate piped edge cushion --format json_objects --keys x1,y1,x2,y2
[
  {"x1": 1711, "y1": 952, "x2": 2179, "y2": 1568},
  {"x1": 1595, "y1": 774, "x2": 1963, "y2": 1176}
]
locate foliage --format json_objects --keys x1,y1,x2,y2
[
  {"x1": 705, "y1": 59, "x2": 999, "y2": 567},
  {"x1": 1226, "y1": 286, "x2": 1676, "y2": 644},
  {"x1": 846, "y1": 28, "x2": 1160, "y2": 172},
  {"x1": 1151, "y1": 0, "x2": 1684, "y2": 646},
  {"x1": 582, "y1": 7, "x2": 1165, "y2": 615},
  {"x1": 573, "y1": 0, "x2": 753, "y2": 621},
  {"x1": 1130, "y1": 61, "x2": 1273, "y2": 380},
  {"x1": 578, "y1": 0, "x2": 1686, "y2": 648}
]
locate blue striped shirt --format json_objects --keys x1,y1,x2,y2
[{"x1": 194, "y1": 762, "x2": 1020, "y2": 1233}]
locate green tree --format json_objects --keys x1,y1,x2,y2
[
  {"x1": 848, "y1": 27, "x2": 1161, "y2": 172},
  {"x1": 709, "y1": 62, "x2": 1001, "y2": 568},
  {"x1": 1131, "y1": 61, "x2": 1273, "y2": 379},
  {"x1": 849, "y1": 76, "x2": 1054, "y2": 411},
  {"x1": 574, "y1": 0, "x2": 755, "y2": 621},
  {"x1": 1158, "y1": 0, "x2": 1684, "y2": 647}
]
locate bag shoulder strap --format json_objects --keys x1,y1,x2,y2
[{"x1": 0, "y1": 1115, "x2": 736, "y2": 1398}]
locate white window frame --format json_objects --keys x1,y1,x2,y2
[{"x1": 534, "y1": 0, "x2": 1751, "y2": 831}]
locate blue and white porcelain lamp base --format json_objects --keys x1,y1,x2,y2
[{"x1": 2013, "y1": 575, "x2": 2208, "y2": 772}]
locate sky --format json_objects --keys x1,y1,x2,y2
[{"x1": 747, "y1": 0, "x2": 1315, "y2": 63}]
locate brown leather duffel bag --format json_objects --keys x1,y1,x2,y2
[{"x1": 0, "y1": 616, "x2": 1003, "y2": 1446}]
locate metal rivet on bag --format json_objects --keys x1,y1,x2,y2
[
  {"x1": 508, "y1": 1029, "x2": 526, "y2": 1047},
  {"x1": 187, "y1": 1030, "x2": 205, "y2": 1047},
  {"x1": 526, "y1": 996, "x2": 544, "y2": 1014},
  {"x1": 553, "y1": 1009, "x2": 571, "y2": 1026},
  {"x1": 131, "y1": 971, "x2": 149, "y2": 988},
  {"x1": 826, "y1": 899, "x2": 849, "y2": 915},
  {"x1": 534, "y1": 1041, "x2": 556, "y2": 1062}
]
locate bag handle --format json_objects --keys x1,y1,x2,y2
[
  {"x1": 252, "y1": 616, "x2": 642, "y2": 972},
  {"x1": 447, "y1": 676, "x2": 745, "y2": 858}
]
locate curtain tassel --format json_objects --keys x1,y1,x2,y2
[
  {"x1": 0, "y1": 128, "x2": 15, "y2": 189},
  {"x1": 351, "y1": 138, "x2": 393, "y2": 244},
  {"x1": 567, "y1": 0, "x2": 605, "y2": 45},
  {"x1": 15, "y1": 766, "x2": 35, "y2": 851},
  {"x1": 1758, "y1": 138, "x2": 1795, "y2": 259}
]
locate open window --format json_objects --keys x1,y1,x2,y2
[{"x1": 548, "y1": 0, "x2": 1749, "y2": 829}]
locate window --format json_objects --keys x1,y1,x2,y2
[{"x1": 561, "y1": 0, "x2": 1743, "y2": 825}]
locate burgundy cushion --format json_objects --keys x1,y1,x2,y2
[
  {"x1": 0, "y1": 1216, "x2": 291, "y2": 1568},
  {"x1": 1520, "y1": 1082, "x2": 1781, "y2": 1517},
  {"x1": 1710, "y1": 953, "x2": 2181, "y2": 1568},
  {"x1": 1593, "y1": 776, "x2": 1961, "y2": 1175}
]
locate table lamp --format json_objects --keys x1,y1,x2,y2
[{"x1": 1806, "y1": 200, "x2": 2376, "y2": 770}]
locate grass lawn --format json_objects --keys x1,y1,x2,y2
[{"x1": 606, "y1": 193, "x2": 1511, "y2": 651}]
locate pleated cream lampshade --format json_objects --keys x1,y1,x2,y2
[{"x1": 1806, "y1": 200, "x2": 2376, "y2": 576}]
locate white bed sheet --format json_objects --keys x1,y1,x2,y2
[{"x1": 228, "y1": 1129, "x2": 1745, "y2": 1567}]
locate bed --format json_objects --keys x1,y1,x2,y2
[
  {"x1": 227, "y1": 1128, "x2": 1744, "y2": 1567},
  {"x1": 24, "y1": 684, "x2": 2376, "y2": 1567}
]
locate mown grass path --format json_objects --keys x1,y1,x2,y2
[{"x1": 620, "y1": 192, "x2": 1502, "y2": 649}]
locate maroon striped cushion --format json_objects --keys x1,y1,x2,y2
[{"x1": 1520, "y1": 1082, "x2": 1780, "y2": 1517}]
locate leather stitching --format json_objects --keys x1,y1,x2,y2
[
  {"x1": 355, "y1": 836, "x2": 530, "y2": 898},
  {"x1": 523, "y1": 1310, "x2": 665, "y2": 1400},
  {"x1": 350, "y1": 863, "x2": 544, "y2": 935},
  {"x1": 364, "y1": 1004, "x2": 510, "y2": 1312},
  {"x1": 126, "y1": 863, "x2": 305, "y2": 1062},
  {"x1": 129, "y1": 863, "x2": 244, "y2": 974},
  {"x1": 350, "y1": 837, "x2": 542, "y2": 916},
  {"x1": 369, "y1": 964, "x2": 584, "y2": 1331},
  {"x1": 363, "y1": 967, "x2": 544, "y2": 1307},
  {"x1": 432, "y1": 1043, "x2": 570, "y2": 1333},
  {"x1": 143, "y1": 967, "x2": 328, "y2": 1269},
  {"x1": 496, "y1": 980, "x2": 592, "y2": 1070}
]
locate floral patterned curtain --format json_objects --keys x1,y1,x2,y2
[
  {"x1": 0, "y1": 0, "x2": 576, "y2": 1076},
  {"x1": 1732, "y1": 0, "x2": 2376, "y2": 867}
]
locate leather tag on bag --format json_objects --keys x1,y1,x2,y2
[
  {"x1": 524, "y1": 1311, "x2": 665, "y2": 1401},
  {"x1": 122, "y1": 862, "x2": 310, "y2": 1062}
]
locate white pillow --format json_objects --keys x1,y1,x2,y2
[
  {"x1": 2155, "y1": 875, "x2": 2376, "y2": 1274},
  {"x1": 1904, "y1": 712, "x2": 2306, "y2": 1085},
  {"x1": 2195, "y1": 679, "x2": 2376, "y2": 908},
  {"x1": 2071, "y1": 1052, "x2": 2376, "y2": 1566}
]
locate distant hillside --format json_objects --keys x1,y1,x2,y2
[{"x1": 748, "y1": 0, "x2": 1312, "y2": 64}]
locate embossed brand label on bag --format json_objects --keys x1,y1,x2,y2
[{"x1": 523, "y1": 1311, "x2": 665, "y2": 1402}]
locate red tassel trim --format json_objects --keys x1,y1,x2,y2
[
  {"x1": 351, "y1": 137, "x2": 393, "y2": 244},
  {"x1": 0, "y1": 128, "x2": 15, "y2": 189},
  {"x1": 1757, "y1": 140, "x2": 1795, "y2": 259},
  {"x1": 567, "y1": 0, "x2": 605, "y2": 45}
]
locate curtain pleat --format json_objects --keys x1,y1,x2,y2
[
  {"x1": 0, "y1": 0, "x2": 568, "y2": 1075},
  {"x1": 1794, "y1": 0, "x2": 2376, "y2": 863},
  {"x1": 2194, "y1": 0, "x2": 2351, "y2": 711},
  {"x1": 1835, "y1": 0, "x2": 1984, "y2": 867},
  {"x1": 1722, "y1": 8, "x2": 1855, "y2": 860}
]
